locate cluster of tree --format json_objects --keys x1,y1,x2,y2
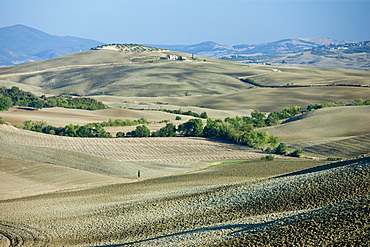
[
  {"x1": 241, "y1": 78, "x2": 310, "y2": 88},
  {"x1": 201, "y1": 118, "x2": 280, "y2": 150},
  {"x1": 119, "y1": 118, "x2": 280, "y2": 151},
  {"x1": 91, "y1": 43, "x2": 167, "y2": 52},
  {"x1": 238, "y1": 99, "x2": 370, "y2": 128},
  {"x1": 0, "y1": 86, "x2": 108, "y2": 111},
  {"x1": 116, "y1": 123, "x2": 177, "y2": 138},
  {"x1": 306, "y1": 99, "x2": 370, "y2": 111},
  {"x1": 0, "y1": 86, "x2": 41, "y2": 111},
  {"x1": 91, "y1": 117, "x2": 149, "y2": 127},
  {"x1": 156, "y1": 108, "x2": 208, "y2": 119},
  {"x1": 272, "y1": 142, "x2": 304, "y2": 157},
  {"x1": 22, "y1": 120, "x2": 112, "y2": 138},
  {"x1": 20, "y1": 118, "x2": 149, "y2": 138},
  {"x1": 41, "y1": 95, "x2": 107, "y2": 110}
]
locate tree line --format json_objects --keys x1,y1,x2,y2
[
  {"x1": 0, "y1": 86, "x2": 108, "y2": 111},
  {"x1": 20, "y1": 117, "x2": 149, "y2": 138}
]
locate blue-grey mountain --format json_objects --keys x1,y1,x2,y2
[{"x1": 0, "y1": 24, "x2": 103, "y2": 66}]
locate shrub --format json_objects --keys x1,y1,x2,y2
[
  {"x1": 274, "y1": 142, "x2": 289, "y2": 155},
  {"x1": 175, "y1": 116, "x2": 182, "y2": 120},
  {"x1": 327, "y1": 157, "x2": 343, "y2": 161},
  {"x1": 116, "y1": 131, "x2": 125, "y2": 138},
  {"x1": 0, "y1": 117, "x2": 7, "y2": 124},
  {"x1": 261, "y1": 154, "x2": 275, "y2": 161},
  {"x1": 290, "y1": 149, "x2": 304, "y2": 157}
]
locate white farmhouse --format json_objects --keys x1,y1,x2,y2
[{"x1": 166, "y1": 54, "x2": 178, "y2": 60}]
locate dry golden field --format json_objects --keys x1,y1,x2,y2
[{"x1": 0, "y1": 48, "x2": 369, "y2": 246}]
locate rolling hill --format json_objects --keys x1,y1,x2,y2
[
  {"x1": 1, "y1": 37, "x2": 369, "y2": 246},
  {"x1": 0, "y1": 45, "x2": 369, "y2": 112},
  {"x1": 262, "y1": 106, "x2": 370, "y2": 158},
  {"x1": 0, "y1": 121, "x2": 368, "y2": 246},
  {"x1": 151, "y1": 37, "x2": 345, "y2": 58},
  {"x1": 222, "y1": 41, "x2": 370, "y2": 71},
  {"x1": 2, "y1": 24, "x2": 366, "y2": 70}
]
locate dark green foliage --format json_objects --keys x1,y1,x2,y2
[
  {"x1": 0, "y1": 86, "x2": 108, "y2": 110},
  {"x1": 151, "y1": 123, "x2": 177, "y2": 137},
  {"x1": 261, "y1": 154, "x2": 275, "y2": 161},
  {"x1": 158, "y1": 108, "x2": 208, "y2": 119},
  {"x1": 44, "y1": 94, "x2": 107, "y2": 110},
  {"x1": 327, "y1": 157, "x2": 343, "y2": 161},
  {"x1": 250, "y1": 110, "x2": 266, "y2": 128},
  {"x1": 20, "y1": 117, "x2": 148, "y2": 138},
  {"x1": 200, "y1": 111, "x2": 208, "y2": 119},
  {"x1": 306, "y1": 99, "x2": 370, "y2": 111},
  {"x1": 29, "y1": 100, "x2": 43, "y2": 110},
  {"x1": 203, "y1": 117, "x2": 279, "y2": 150},
  {"x1": 0, "y1": 96, "x2": 12, "y2": 111},
  {"x1": 175, "y1": 116, "x2": 182, "y2": 120},
  {"x1": 0, "y1": 86, "x2": 42, "y2": 109},
  {"x1": 177, "y1": 119, "x2": 203, "y2": 137},
  {"x1": 95, "y1": 117, "x2": 148, "y2": 127},
  {"x1": 0, "y1": 117, "x2": 7, "y2": 124},
  {"x1": 274, "y1": 142, "x2": 289, "y2": 155},
  {"x1": 21, "y1": 120, "x2": 112, "y2": 138},
  {"x1": 127, "y1": 125, "x2": 151, "y2": 137},
  {"x1": 203, "y1": 119, "x2": 224, "y2": 138},
  {"x1": 116, "y1": 131, "x2": 125, "y2": 138},
  {"x1": 265, "y1": 111, "x2": 283, "y2": 126},
  {"x1": 290, "y1": 149, "x2": 304, "y2": 157}
]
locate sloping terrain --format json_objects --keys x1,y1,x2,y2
[
  {"x1": 262, "y1": 106, "x2": 370, "y2": 158},
  {"x1": 0, "y1": 124, "x2": 274, "y2": 199},
  {"x1": 0, "y1": 154, "x2": 368, "y2": 246},
  {"x1": 1, "y1": 47, "x2": 369, "y2": 113}
]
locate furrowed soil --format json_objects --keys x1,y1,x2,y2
[
  {"x1": 262, "y1": 105, "x2": 370, "y2": 158},
  {"x1": 1, "y1": 124, "x2": 369, "y2": 246},
  {"x1": 1, "y1": 156, "x2": 368, "y2": 246},
  {"x1": 1, "y1": 48, "x2": 369, "y2": 246}
]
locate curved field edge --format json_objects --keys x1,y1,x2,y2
[
  {"x1": 0, "y1": 126, "x2": 273, "y2": 169},
  {"x1": 0, "y1": 157, "x2": 368, "y2": 246}
]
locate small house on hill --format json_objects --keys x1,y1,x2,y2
[{"x1": 166, "y1": 54, "x2": 178, "y2": 60}]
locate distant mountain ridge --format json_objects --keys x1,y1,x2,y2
[
  {"x1": 0, "y1": 24, "x2": 103, "y2": 66},
  {"x1": 149, "y1": 37, "x2": 350, "y2": 58},
  {"x1": 0, "y1": 24, "x2": 364, "y2": 68}
]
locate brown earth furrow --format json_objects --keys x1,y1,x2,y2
[{"x1": 0, "y1": 127, "x2": 267, "y2": 169}]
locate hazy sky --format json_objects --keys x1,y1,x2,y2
[{"x1": 1, "y1": 0, "x2": 369, "y2": 45}]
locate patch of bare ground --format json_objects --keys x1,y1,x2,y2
[
  {"x1": 0, "y1": 157, "x2": 367, "y2": 246},
  {"x1": 0, "y1": 127, "x2": 269, "y2": 167},
  {"x1": 0, "y1": 157, "x2": 129, "y2": 200},
  {"x1": 292, "y1": 133, "x2": 370, "y2": 158},
  {"x1": 261, "y1": 106, "x2": 370, "y2": 157},
  {"x1": 91, "y1": 86, "x2": 370, "y2": 112}
]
